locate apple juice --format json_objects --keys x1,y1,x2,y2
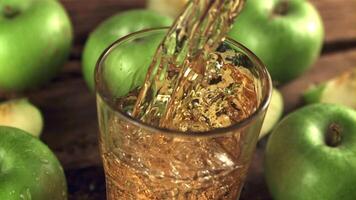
[
  {"x1": 132, "y1": 0, "x2": 246, "y2": 129},
  {"x1": 97, "y1": 0, "x2": 267, "y2": 199},
  {"x1": 99, "y1": 45, "x2": 260, "y2": 199},
  {"x1": 117, "y1": 48, "x2": 258, "y2": 132}
]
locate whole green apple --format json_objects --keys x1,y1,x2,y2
[
  {"x1": 265, "y1": 104, "x2": 356, "y2": 200},
  {"x1": 0, "y1": 0, "x2": 72, "y2": 92},
  {"x1": 0, "y1": 126, "x2": 67, "y2": 200},
  {"x1": 0, "y1": 98, "x2": 43, "y2": 137},
  {"x1": 228, "y1": 0, "x2": 324, "y2": 84},
  {"x1": 82, "y1": 9, "x2": 172, "y2": 92}
]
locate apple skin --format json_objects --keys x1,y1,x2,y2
[
  {"x1": 265, "y1": 104, "x2": 356, "y2": 200},
  {"x1": 259, "y1": 88, "x2": 283, "y2": 139},
  {"x1": 228, "y1": 0, "x2": 324, "y2": 84},
  {"x1": 147, "y1": 0, "x2": 187, "y2": 18},
  {"x1": 82, "y1": 9, "x2": 172, "y2": 92},
  {"x1": 0, "y1": 0, "x2": 72, "y2": 92},
  {"x1": 303, "y1": 83, "x2": 326, "y2": 104},
  {"x1": 303, "y1": 68, "x2": 356, "y2": 109},
  {"x1": 0, "y1": 126, "x2": 67, "y2": 200},
  {"x1": 101, "y1": 31, "x2": 166, "y2": 98},
  {"x1": 0, "y1": 98, "x2": 43, "y2": 137}
]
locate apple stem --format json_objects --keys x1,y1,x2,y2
[
  {"x1": 3, "y1": 6, "x2": 20, "y2": 19},
  {"x1": 273, "y1": 0, "x2": 289, "y2": 16},
  {"x1": 325, "y1": 123, "x2": 343, "y2": 147}
]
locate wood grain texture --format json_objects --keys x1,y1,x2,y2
[
  {"x1": 280, "y1": 49, "x2": 356, "y2": 112},
  {"x1": 59, "y1": 0, "x2": 356, "y2": 45},
  {"x1": 1, "y1": 0, "x2": 355, "y2": 199},
  {"x1": 60, "y1": 0, "x2": 145, "y2": 44},
  {"x1": 311, "y1": 0, "x2": 356, "y2": 44},
  {"x1": 27, "y1": 65, "x2": 100, "y2": 169},
  {"x1": 19, "y1": 47, "x2": 355, "y2": 199}
]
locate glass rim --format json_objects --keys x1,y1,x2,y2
[{"x1": 95, "y1": 27, "x2": 272, "y2": 138}]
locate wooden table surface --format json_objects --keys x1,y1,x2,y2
[{"x1": 16, "y1": 0, "x2": 356, "y2": 199}]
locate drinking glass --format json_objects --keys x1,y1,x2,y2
[{"x1": 95, "y1": 28, "x2": 272, "y2": 200}]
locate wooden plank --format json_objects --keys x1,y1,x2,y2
[
  {"x1": 0, "y1": 0, "x2": 354, "y2": 199},
  {"x1": 243, "y1": 50, "x2": 356, "y2": 200},
  {"x1": 58, "y1": 0, "x2": 356, "y2": 45},
  {"x1": 241, "y1": 140, "x2": 272, "y2": 200},
  {"x1": 27, "y1": 62, "x2": 100, "y2": 169},
  {"x1": 280, "y1": 49, "x2": 356, "y2": 112},
  {"x1": 18, "y1": 48, "x2": 355, "y2": 199},
  {"x1": 66, "y1": 166, "x2": 106, "y2": 200},
  {"x1": 310, "y1": 0, "x2": 356, "y2": 44},
  {"x1": 60, "y1": 0, "x2": 145, "y2": 44}
]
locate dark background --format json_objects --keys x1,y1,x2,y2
[{"x1": 17, "y1": 0, "x2": 356, "y2": 199}]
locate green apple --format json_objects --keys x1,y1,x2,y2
[
  {"x1": 228, "y1": 0, "x2": 324, "y2": 84},
  {"x1": 82, "y1": 9, "x2": 173, "y2": 92},
  {"x1": 0, "y1": 98, "x2": 43, "y2": 137},
  {"x1": 0, "y1": 0, "x2": 72, "y2": 92},
  {"x1": 265, "y1": 104, "x2": 356, "y2": 200},
  {"x1": 0, "y1": 126, "x2": 67, "y2": 200},
  {"x1": 259, "y1": 87, "x2": 284, "y2": 139},
  {"x1": 101, "y1": 30, "x2": 167, "y2": 98},
  {"x1": 304, "y1": 68, "x2": 356, "y2": 109}
]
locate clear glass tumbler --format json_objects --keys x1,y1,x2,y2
[{"x1": 95, "y1": 28, "x2": 272, "y2": 200}]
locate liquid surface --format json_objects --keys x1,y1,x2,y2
[
  {"x1": 100, "y1": 0, "x2": 262, "y2": 199},
  {"x1": 103, "y1": 48, "x2": 259, "y2": 199},
  {"x1": 118, "y1": 48, "x2": 258, "y2": 132},
  {"x1": 132, "y1": 0, "x2": 245, "y2": 129}
]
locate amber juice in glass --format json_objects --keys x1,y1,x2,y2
[{"x1": 95, "y1": 28, "x2": 271, "y2": 199}]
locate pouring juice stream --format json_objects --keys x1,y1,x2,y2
[{"x1": 131, "y1": 0, "x2": 246, "y2": 129}]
